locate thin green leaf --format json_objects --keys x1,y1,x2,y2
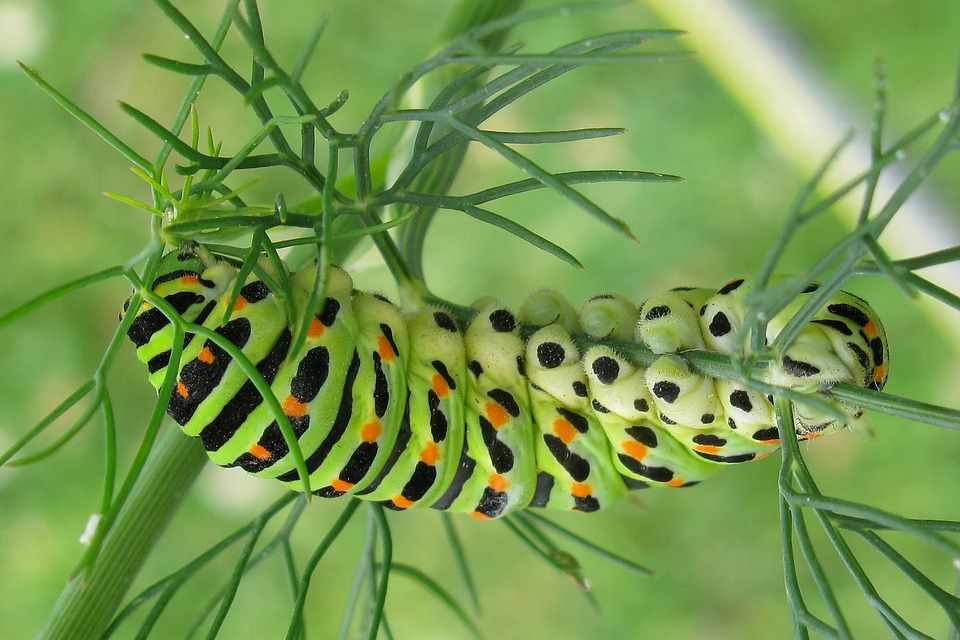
[
  {"x1": 332, "y1": 211, "x2": 415, "y2": 241},
  {"x1": 318, "y1": 89, "x2": 350, "y2": 117},
  {"x1": 790, "y1": 504, "x2": 852, "y2": 639},
  {"x1": 482, "y1": 127, "x2": 625, "y2": 144},
  {"x1": 0, "y1": 381, "x2": 95, "y2": 467},
  {"x1": 182, "y1": 497, "x2": 307, "y2": 640},
  {"x1": 386, "y1": 563, "x2": 482, "y2": 639},
  {"x1": 98, "y1": 388, "x2": 118, "y2": 518},
  {"x1": 134, "y1": 581, "x2": 183, "y2": 639},
  {"x1": 154, "y1": 0, "x2": 240, "y2": 174},
  {"x1": 904, "y1": 272, "x2": 960, "y2": 312},
  {"x1": 445, "y1": 116, "x2": 637, "y2": 240},
  {"x1": 827, "y1": 383, "x2": 960, "y2": 432},
  {"x1": 461, "y1": 204, "x2": 582, "y2": 268},
  {"x1": 221, "y1": 230, "x2": 266, "y2": 324},
  {"x1": 500, "y1": 517, "x2": 594, "y2": 603},
  {"x1": 859, "y1": 245, "x2": 960, "y2": 273},
  {"x1": 244, "y1": 75, "x2": 285, "y2": 104},
  {"x1": 291, "y1": 16, "x2": 328, "y2": 82},
  {"x1": 285, "y1": 500, "x2": 362, "y2": 640},
  {"x1": 862, "y1": 236, "x2": 916, "y2": 297},
  {"x1": 280, "y1": 540, "x2": 304, "y2": 640},
  {"x1": 834, "y1": 514, "x2": 960, "y2": 534},
  {"x1": 853, "y1": 529, "x2": 960, "y2": 629},
  {"x1": 244, "y1": 0, "x2": 267, "y2": 85},
  {"x1": 521, "y1": 512, "x2": 654, "y2": 576},
  {"x1": 154, "y1": 0, "x2": 307, "y2": 166},
  {"x1": 130, "y1": 166, "x2": 176, "y2": 201},
  {"x1": 337, "y1": 510, "x2": 379, "y2": 640},
  {"x1": 202, "y1": 113, "x2": 318, "y2": 192},
  {"x1": 779, "y1": 500, "x2": 815, "y2": 639},
  {"x1": 142, "y1": 53, "x2": 214, "y2": 76},
  {"x1": 441, "y1": 513, "x2": 482, "y2": 614},
  {"x1": 120, "y1": 101, "x2": 203, "y2": 161},
  {"x1": 464, "y1": 170, "x2": 681, "y2": 205},
  {"x1": 289, "y1": 144, "x2": 338, "y2": 363},
  {"x1": 204, "y1": 521, "x2": 268, "y2": 639},
  {"x1": 447, "y1": 30, "x2": 670, "y2": 122},
  {"x1": 103, "y1": 192, "x2": 164, "y2": 216},
  {"x1": 754, "y1": 131, "x2": 855, "y2": 294},
  {"x1": 0, "y1": 267, "x2": 123, "y2": 329},
  {"x1": 777, "y1": 399, "x2": 933, "y2": 638},
  {"x1": 797, "y1": 110, "x2": 942, "y2": 222},
  {"x1": 462, "y1": 3, "x2": 675, "y2": 45},
  {"x1": 153, "y1": 0, "x2": 246, "y2": 88},
  {"x1": 229, "y1": 9, "x2": 338, "y2": 142},
  {"x1": 388, "y1": 31, "x2": 660, "y2": 194},
  {"x1": 177, "y1": 153, "x2": 285, "y2": 176},
  {"x1": 17, "y1": 62, "x2": 152, "y2": 171},
  {"x1": 189, "y1": 180, "x2": 266, "y2": 209},
  {"x1": 857, "y1": 60, "x2": 888, "y2": 225},
  {"x1": 8, "y1": 394, "x2": 102, "y2": 466},
  {"x1": 260, "y1": 233, "x2": 297, "y2": 326},
  {"x1": 105, "y1": 493, "x2": 298, "y2": 637},
  {"x1": 364, "y1": 506, "x2": 392, "y2": 640},
  {"x1": 448, "y1": 52, "x2": 690, "y2": 67}
]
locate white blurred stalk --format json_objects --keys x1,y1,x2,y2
[{"x1": 644, "y1": 0, "x2": 960, "y2": 344}]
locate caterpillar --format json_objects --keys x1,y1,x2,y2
[{"x1": 124, "y1": 248, "x2": 889, "y2": 520}]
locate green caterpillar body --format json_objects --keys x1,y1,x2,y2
[{"x1": 125, "y1": 249, "x2": 889, "y2": 520}]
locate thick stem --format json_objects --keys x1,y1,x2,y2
[{"x1": 39, "y1": 426, "x2": 207, "y2": 640}]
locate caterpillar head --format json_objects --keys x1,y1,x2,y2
[
  {"x1": 119, "y1": 248, "x2": 234, "y2": 321},
  {"x1": 119, "y1": 249, "x2": 206, "y2": 319},
  {"x1": 834, "y1": 291, "x2": 890, "y2": 393},
  {"x1": 778, "y1": 290, "x2": 890, "y2": 437}
]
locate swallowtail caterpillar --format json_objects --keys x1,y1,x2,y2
[{"x1": 124, "y1": 247, "x2": 889, "y2": 520}]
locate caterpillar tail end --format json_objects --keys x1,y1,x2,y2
[{"x1": 773, "y1": 289, "x2": 890, "y2": 439}]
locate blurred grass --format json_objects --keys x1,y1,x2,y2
[{"x1": 1, "y1": 1, "x2": 959, "y2": 638}]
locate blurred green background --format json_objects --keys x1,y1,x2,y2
[{"x1": 2, "y1": 1, "x2": 960, "y2": 638}]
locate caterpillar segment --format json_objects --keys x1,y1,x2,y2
[
  {"x1": 524, "y1": 324, "x2": 627, "y2": 512},
  {"x1": 582, "y1": 346, "x2": 719, "y2": 488},
  {"x1": 266, "y1": 279, "x2": 411, "y2": 498},
  {"x1": 301, "y1": 292, "x2": 409, "y2": 497},
  {"x1": 125, "y1": 250, "x2": 889, "y2": 519},
  {"x1": 358, "y1": 308, "x2": 467, "y2": 511},
  {"x1": 231, "y1": 268, "x2": 360, "y2": 480},
  {"x1": 439, "y1": 301, "x2": 538, "y2": 520}
]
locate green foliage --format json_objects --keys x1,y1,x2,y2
[{"x1": 3, "y1": 1, "x2": 960, "y2": 638}]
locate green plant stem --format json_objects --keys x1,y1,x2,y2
[
  {"x1": 441, "y1": 513, "x2": 482, "y2": 614},
  {"x1": 39, "y1": 426, "x2": 207, "y2": 640}
]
